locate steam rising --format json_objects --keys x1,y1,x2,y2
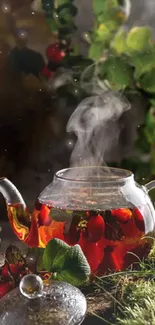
[
  {"x1": 67, "y1": 91, "x2": 130, "y2": 173},
  {"x1": 39, "y1": 90, "x2": 131, "y2": 207}
]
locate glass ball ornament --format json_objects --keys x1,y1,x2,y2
[{"x1": 19, "y1": 274, "x2": 44, "y2": 299}]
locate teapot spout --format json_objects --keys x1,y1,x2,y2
[
  {"x1": 0, "y1": 177, "x2": 26, "y2": 207},
  {"x1": 0, "y1": 178, "x2": 44, "y2": 248},
  {"x1": 0, "y1": 177, "x2": 35, "y2": 245}
]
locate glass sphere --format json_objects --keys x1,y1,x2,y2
[{"x1": 19, "y1": 274, "x2": 43, "y2": 299}]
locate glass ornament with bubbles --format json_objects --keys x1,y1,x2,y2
[{"x1": 0, "y1": 92, "x2": 155, "y2": 274}]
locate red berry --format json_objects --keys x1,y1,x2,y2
[
  {"x1": 111, "y1": 208, "x2": 132, "y2": 222},
  {"x1": 46, "y1": 43, "x2": 65, "y2": 63},
  {"x1": 80, "y1": 235, "x2": 103, "y2": 273},
  {"x1": 38, "y1": 205, "x2": 52, "y2": 227},
  {"x1": 41, "y1": 66, "x2": 53, "y2": 78},
  {"x1": 64, "y1": 222, "x2": 80, "y2": 245},
  {"x1": 87, "y1": 214, "x2": 105, "y2": 242},
  {"x1": 133, "y1": 208, "x2": 145, "y2": 232}
]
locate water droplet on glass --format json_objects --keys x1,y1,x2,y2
[{"x1": 19, "y1": 274, "x2": 43, "y2": 300}]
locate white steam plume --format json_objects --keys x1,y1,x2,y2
[
  {"x1": 39, "y1": 90, "x2": 131, "y2": 206},
  {"x1": 67, "y1": 91, "x2": 130, "y2": 172}
]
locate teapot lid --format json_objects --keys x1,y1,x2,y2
[
  {"x1": 0, "y1": 279, "x2": 87, "y2": 325},
  {"x1": 39, "y1": 167, "x2": 134, "y2": 210}
]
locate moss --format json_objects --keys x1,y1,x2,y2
[{"x1": 117, "y1": 280, "x2": 155, "y2": 324}]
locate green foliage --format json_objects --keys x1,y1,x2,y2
[
  {"x1": 42, "y1": 238, "x2": 91, "y2": 286},
  {"x1": 126, "y1": 27, "x2": 152, "y2": 52},
  {"x1": 99, "y1": 56, "x2": 133, "y2": 90},
  {"x1": 93, "y1": 0, "x2": 119, "y2": 16},
  {"x1": 131, "y1": 50, "x2": 155, "y2": 79},
  {"x1": 112, "y1": 28, "x2": 128, "y2": 54},
  {"x1": 144, "y1": 107, "x2": 155, "y2": 144},
  {"x1": 89, "y1": 42, "x2": 105, "y2": 60},
  {"x1": 42, "y1": 0, "x2": 77, "y2": 39},
  {"x1": 89, "y1": 0, "x2": 127, "y2": 60},
  {"x1": 139, "y1": 69, "x2": 155, "y2": 93},
  {"x1": 88, "y1": 0, "x2": 155, "y2": 178}
]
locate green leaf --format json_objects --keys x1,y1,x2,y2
[
  {"x1": 88, "y1": 42, "x2": 104, "y2": 60},
  {"x1": 36, "y1": 248, "x2": 45, "y2": 272},
  {"x1": 95, "y1": 24, "x2": 112, "y2": 43},
  {"x1": 139, "y1": 69, "x2": 155, "y2": 93},
  {"x1": 97, "y1": 7, "x2": 126, "y2": 30},
  {"x1": 131, "y1": 51, "x2": 155, "y2": 79},
  {"x1": 100, "y1": 57, "x2": 133, "y2": 90},
  {"x1": 93, "y1": 0, "x2": 105, "y2": 14},
  {"x1": 150, "y1": 98, "x2": 155, "y2": 107},
  {"x1": 93, "y1": 0, "x2": 118, "y2": 15},
  {"x1": 46, "y1": 19, "x2": 58, "y2": 33},
  {"x1": 126, "y1": 27, "x2": 152, "y2": 52},
  {"x1": 43, "y1": 239, "x2": 91, "y2": 286},
  {"x1": 112, "y1": 28, "x2": 128, "y2": 54},
  {"x1": 53, "y1": 245, "x2": 90, "y2": 286},
  {"x1": 43, "y1": 239, "x2": 70, "y2": 272},
  {"x1": 57, "y1": 3, "x2": 77, "y2": 16}
]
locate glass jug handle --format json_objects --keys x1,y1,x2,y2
[{"x1": 144, "y1": 180, "x2": 155, "y2": 193}]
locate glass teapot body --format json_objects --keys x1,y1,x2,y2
[
  {"x1": 2, "y1": 167, "x2": 155, "y2": 275},
  {"x1": 38, "y1": 167, "x2": 155, "y2": 274}
]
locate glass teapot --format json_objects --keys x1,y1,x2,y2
[{"x1": 0, "y1": 166, "x2": 155, "y2": 275}]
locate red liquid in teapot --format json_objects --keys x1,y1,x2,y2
[{"x1": 7, "y1": 203, "x2": 151, "y2": 275}]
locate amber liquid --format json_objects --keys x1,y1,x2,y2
[{"x1": 7, "y1": 202, "x2": 151, "y2": 275}]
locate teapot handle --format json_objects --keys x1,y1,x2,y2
[{"x1": 144, "y1": 180, "x2": 155, "y2": 192}]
